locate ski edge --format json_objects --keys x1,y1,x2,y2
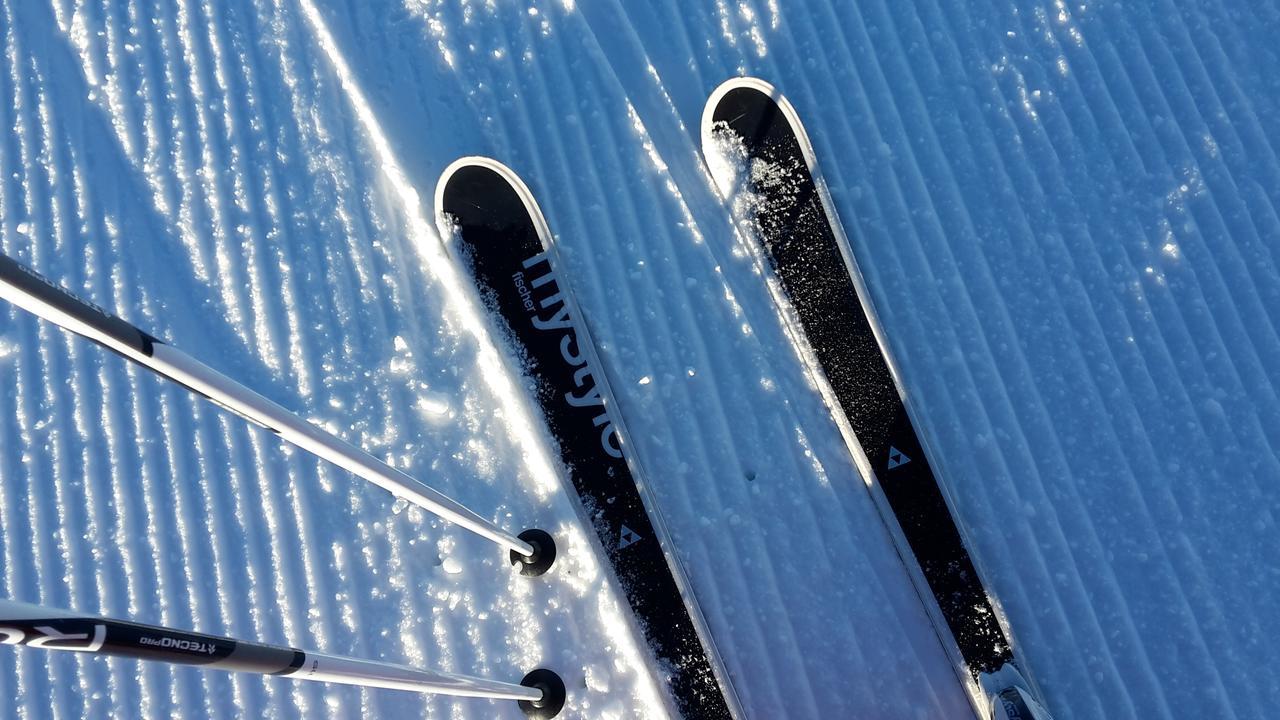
[{"x1": 433, "y1": 156, "x2": 746, "y2": 720}]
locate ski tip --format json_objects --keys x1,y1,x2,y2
[
  {"x1": 434, "y1": 156, "x2": 512, "y2": 236},
  {"x1": 511, "y1": 528, "x2": 557, "y2": 577},
  {"x1": 699, "y1": 76, "x2": 820, "y2": 190},
  {"x1": 702, "y1": 76, "x2": 777, "y2": 129},
  {"x1": 433, "y1": 156, "x2": 556, "y2": 252},
  {"x1": 518, "y1": 668, "x2": 567, "y2": 719},
  {"x1": 436, "y1": 155, "x2": 515, "y2": 207},
  {"x1": 700, "y1": 76, "x2": 782, "y2": 156}
]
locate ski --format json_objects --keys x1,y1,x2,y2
[
  {"x1": 701, "y1": 78, "x2": 1049, "y2": 718},
  {"x1": 435, "y1": 158, "x2": 740, "y2": 720},
  {"x1": 0, "y1": 597, "x2": 565, "y2": 717}
]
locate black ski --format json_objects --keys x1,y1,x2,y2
[
  {"x1": 435, "y1": 158, "x2": 738, "y2": 720},
  {"x1": 702, "y1": 78, "x2": 1035, "y2": 715}
]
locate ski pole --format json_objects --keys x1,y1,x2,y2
[
  {"x1": 0, "y1": 598, "x2": 566, "y2": 717},
  {"x1": 0, "y1": 253, "x2": 555, "y2": 574}
]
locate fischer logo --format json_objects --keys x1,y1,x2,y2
[
  {"x1": 515, "y1": 252, "x2": 623, "y2": 459},
  {"x1": 139, "y1": 635, "x2": 219, "y2": 655},
  {"x1": 512, "y1": 271, "x2": 536, "y2": 313},
  {"x1": 0, "y1": 622, "x2": 106, "y2": 653}
]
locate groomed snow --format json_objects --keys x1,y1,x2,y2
[{"x1": 1, "y1": 1, "x2": 1278, "y2": 718}]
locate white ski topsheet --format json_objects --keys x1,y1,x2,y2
[{"x1": 1, "y1": 1, "x2": 1277, "y2": 719}]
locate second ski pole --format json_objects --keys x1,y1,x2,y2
[{"x1": 0, "y1": 598, "x2": 566, "y2": 717}]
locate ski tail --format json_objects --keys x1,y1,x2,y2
[
  {"x1": 701, "y1": 77, "x2": 1051, "y2": 718},
  {"x1": 983, "y1": 663, "x2": 1055, "y2": 720},
  {"x1": 435, "y1": 157, "x2": 742, "y2": 720}
]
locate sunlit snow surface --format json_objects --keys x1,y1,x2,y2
[{"x1": 2, "y1": 1, "x2": 1279, "y2": 718}]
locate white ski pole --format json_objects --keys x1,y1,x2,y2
[
  {"x1": 0, "y1": 598, "x2": 566, "y2": 717},
  {"x1": 0, "y1": 253, "x2": 555, "y2": 574}
]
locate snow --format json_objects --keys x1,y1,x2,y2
[{"x1": 2, "y1": 0, "x2": 1278, "y2": 719}]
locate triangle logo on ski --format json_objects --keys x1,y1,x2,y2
[
  {"x1": 435, "y1": 157, "x2": 740, "y2": 720},
  {"x1": 702, "y1": 78, "x2": 1053, "y2": 719},
  {"x1": 618, "y1": 525, "x2": 642, "y2": 550},
  {"x1": 887, "y1": 446, "x2": 911, "y2": 470}
]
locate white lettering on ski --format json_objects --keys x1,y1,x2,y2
[{"x1": 524, "y1": 252, "x2": 624, "y2": 459}]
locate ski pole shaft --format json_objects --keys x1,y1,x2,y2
[
  {"x1": 0, "y1": 253, "x2": 534, "y2": 558},
  {"x1": 0, "y1": 598, "x2": 546, "y2": 702}
]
